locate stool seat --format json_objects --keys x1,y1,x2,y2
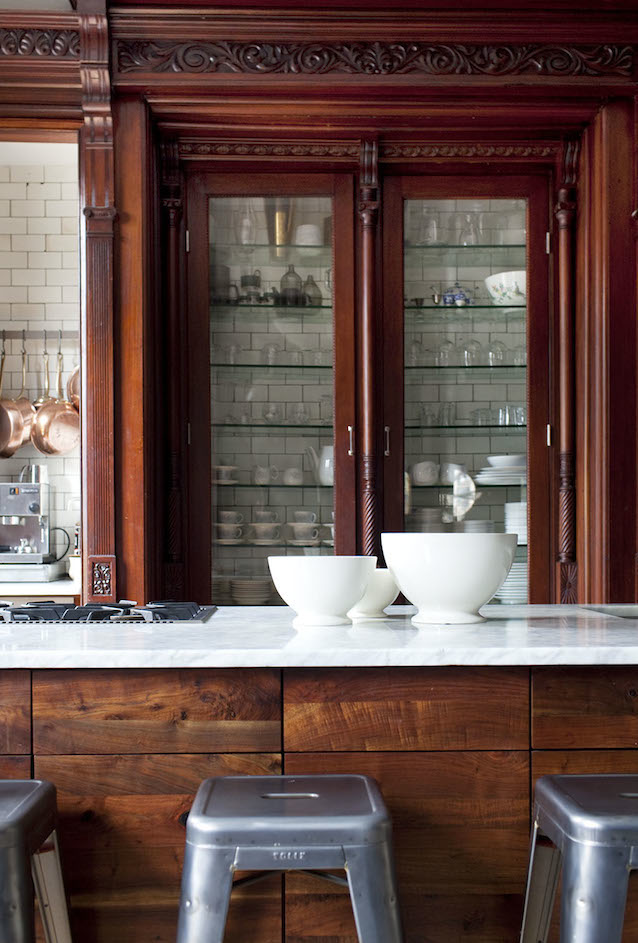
[
  {"x1": 177, "y1": 774, "x2": 403, "y2": 943},
  {"x1": 0, "y1": 780, "x2": 72, "y2": 943},
  {"x1": 521, "y1": 774, "x2": 638, "y2": 943}
]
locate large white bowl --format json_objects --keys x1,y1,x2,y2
[
  {"x1": 381, "y1": 532, "x2": 517, "y2": 624},
  {"x1": 268, "y1": 555, "x2": 377, "y2": 628},
  {"x1": 347, "y1": 567, "x2": 400, "y2": 620},
  {"x1": 485, "y1": 270, "x2": 526, "y2": 306}
]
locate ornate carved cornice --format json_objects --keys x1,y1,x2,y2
[
  {"x1": 115, "y1": 40, "x2": 633, "y2": 78},
  {"x1": 178, "y1": 140, "x2": 360, "y2": 159},
  {"x1": 0, "y1": 28, "x2": 79, "y2": 59},
  {"x1": 381, "y1": 142, "x2": 559, "y2": 160}
]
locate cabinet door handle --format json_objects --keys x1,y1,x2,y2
[
  {"x1": 384, "y1": 425, "x2": 391, "y2": 456},
  {"x1": 347, "y1": 425, "x2": 354, "y2": 457}
]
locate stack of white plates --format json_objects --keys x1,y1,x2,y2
[
  {"x1": 505, "y1": 501, "x2": 527, "y2": 545},
  {"x1": 494, "y1": 561, "x2": 527, "y2": 604},
  {"x1": 212, "y1": 575, "x2": 233, "y2": 605},
  {"x1": 475, "y1": 466, "x2": 527, "y2": 485},
  {"x1": 230, "y1": 577, "x2": 273, "y2": 605},
  {"x1": 476, "y1": 454, "x2": 527, "y2": 486}
]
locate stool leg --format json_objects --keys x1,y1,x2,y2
[
  {"x1": 345, "y1": 842, "x2": 403, "y2": 943},
  {"x1": 560, "y1": 843, "x2": 630, "y2": 943},
  {"x1": 31, "y1": 830, "x2": 72, "y2": 943},
  {"x1": 520, "y1": 823, "x2": 561, "y2": 943},
  {"x1": 176, "y1": 845, "x2": 235, "y2": 943},
  {"x1": 0, "y1": 844, "x2": 34, "y2": 943}
]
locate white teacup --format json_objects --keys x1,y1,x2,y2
[
  {"x1": 214, "y1": 465, "x2": 238, "y2": 482},
  {"x1": 294, "y1": 510, "x2": 317, "y2": 523},
  {"x1": 219, "y1": 510, "x2": 244, "y2": 524},
  {"x1": 252, "y1": 523, "x2": 280, "y2": 540},
  {"x1": 255, "y1": 510, "x2": 279, "y2": 523},
  {"x1": 295, "y1": 223, "x2": 322, "y2": 246},
  {"x1": 283, "y1": 467, "x2": 303, "y2": 486},
  {"x1": 290, "y1": 523, "x2": 319, "y2": 541},
  {"x1": 253, "y1": 465, "x2": 279, "y2": 485},
  {"x1": 215, "y1": 523, "x2": 243, "y2": 539},
  {"x1": 347, "y1": 567, "x2": 400, "y2": 620}
]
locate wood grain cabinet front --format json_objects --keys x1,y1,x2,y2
[{"x1": 32, "y1": 668, "x2": 283, "y2": 943}]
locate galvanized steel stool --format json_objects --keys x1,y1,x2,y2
[
  {"x1": 0, "y1": 779, "x2": 72, "y2": 943},
  {"x1": 176, "y1": 774, "x2": 403, "y2": 943},
  {"x1": 520, "y1": 774, "x2": 638, "y2": 943}
]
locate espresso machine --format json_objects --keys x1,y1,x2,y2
[{"x1": 0, "y1": 471, "x2": 65, "y2": 580}]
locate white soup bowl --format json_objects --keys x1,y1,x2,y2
[
  {"x1": 347, "y1": 568, "x2": 400, "y2": 620},
  {"x1": 381, "y1": 532, "x2": 516, "y2": 624},
  {"x1": 268, "y1": 555, "x2": 377, "y2": 629}
]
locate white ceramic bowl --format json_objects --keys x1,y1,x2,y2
[
  {"x1": 486, "y1": 454, "x2": 526, "y2": 468},
  {"x1": 381, "y1": 532, "x2": 517, "y2": 624},
  {"x1": 484, "y1": 270, "x2": 526, "y2": 306},
  {"x1": 268, "y1": 555, "x2": 377, "y2": 628},
  {"x1": 347, "y1": 568, "x2": 400, "y2": 620}
]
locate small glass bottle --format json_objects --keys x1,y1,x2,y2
[
  {"x1": 280, "y1": 264, "x2": 303, "y2": 305},
  {"x1": 303, "y1": 274, "x2": 323, "y2": 306}
]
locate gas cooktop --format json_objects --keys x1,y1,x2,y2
[{"x1": 0, "y1": 600, "x2": 218, "y2": 624}]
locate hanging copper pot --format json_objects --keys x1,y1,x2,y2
[
  {"x1": 15, "y1": 349, "x2": 35, "y2": 445},
  {"x1": 31, "y1": 352, "x2": 80, "y2": 455},
  {"x1": 0, "y1": 346, "x2": 25, "y2": 459},
  {"x1": 66, "y1": 364, "x2": 80, "y2": 411}
]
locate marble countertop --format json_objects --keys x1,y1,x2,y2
[{"x1": 0, "y1": 604, "x2": 638, "y2": 669}]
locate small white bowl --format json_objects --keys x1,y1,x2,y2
[
  {"x1": 268, "y1": 555, "x2": 377, "y2": 628},
  {"x1": 347, "y1": 568, "x2": 400, "y2": 620},
  {"x1": 486, "y1": 454, "x2": 526, "y2": 468},
  {"x1": 381, "y1": 532, "x2": 516, "y2": 625},
  {"x1": 485, "y1": 270, "x2": 526, "y2": 306}
]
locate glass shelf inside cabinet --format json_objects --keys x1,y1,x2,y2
[
  {"x1": 403, "y1": 195, "x2": 529, "y2": 605},
  {"x1": 209, "y1": 192, "x2": 336, "y2": 604}
]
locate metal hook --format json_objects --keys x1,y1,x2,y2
[
  {"x1": 57, "y1": 329, "x2": 62, "y2": 355},
  {"x1": 21, "y1": 329, "x2": 26, "y2": 356},
  {"x1": 42, "y1": 330, "x2": 47, "y2": 356}
]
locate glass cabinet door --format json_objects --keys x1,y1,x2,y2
[
  {"x1": 186, "y1": 175, "x2": 355, "y2": 605},
  {"x1": 383, "y1": 177, "x2": 551, "y2": 603}
]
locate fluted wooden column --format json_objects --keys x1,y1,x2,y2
[{"x1": 79, "y1": 0, "x2": 116, "y2": 601}]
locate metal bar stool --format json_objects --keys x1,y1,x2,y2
[
  {"x1": 0, "y1": 779, "x2": 72, "y2": 943},
  {"x1": 520, "y1": 774, "x2": 638, "y2": 943},
  {"x1": 176, "y1": 774, "x2": 403, "y2": 943}
]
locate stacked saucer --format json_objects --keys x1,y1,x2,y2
[
  {"x1": 230, "y1": 577, "x2": 273, "y2": 605},
  {"x1": 505, "y1": 502, "x2": 527, "y2": 545},
  {"x1": 494, "y1": 559, "x2": 527, "y2": 604},
  {"x1": 212, "y1": 575, "x2": 233, "y2": 605}
]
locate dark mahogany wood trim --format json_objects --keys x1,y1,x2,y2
[
  {"x1": 79, "y1": 2, "x2": 117, "y2": 602},
  {"x1": 358, "y1": 138, "x2": 379, "y2": 557},
  {"x1": 554, "y1": 137, "x2": 580, "y2": 601}
]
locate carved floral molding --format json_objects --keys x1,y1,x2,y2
[
  {"x1": 0, "y1": 28, "x2": 79, "y2": 58},
  {"x1": 116, "y1": 40, "x2": 633, "y2": 77},
  {"x1": 179, "y1": 140, "x2": 360, "y2": 158}
]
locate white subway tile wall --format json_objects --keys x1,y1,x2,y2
[{"x1": 0, "y1": 153, "x2": 80, "y2": 561}]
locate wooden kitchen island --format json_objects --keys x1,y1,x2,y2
[{"x1": 5, "y1": 604, "x2": 638, "y2": 943}]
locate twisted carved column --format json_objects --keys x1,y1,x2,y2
[
  {"x1": 79, "y1": 1, "x2": 117, "y2": 600},
  {"x1": 555, "y1": 138, "x2": 579, "y2": 602},
  {"x1": 359, "y1": 139, "x2": 380, "y2": 556}
]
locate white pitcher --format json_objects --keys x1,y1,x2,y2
[{"x1": 305, "y1": 445, "x2": 334, "y2": 486}]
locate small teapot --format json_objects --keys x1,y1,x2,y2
[{"x1": 305, "y1": 445, "x2": 334, "y2": 486}]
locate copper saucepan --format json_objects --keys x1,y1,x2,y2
[
  {"x1": 15, "y1": 349, "x2": 35, "y2": 445},
  {"x1": 31, "y1": 352, "x2": 80, "y2": 455},
  {"x1": 0, "y1": 346, "x2": 25, "y2": 458},
  {"x1": 66, "y1": 364, "x2": 80, "y2": 411}
]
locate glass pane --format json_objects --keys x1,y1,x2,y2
[
  {"x1": 209, "y1": 195, "x2": 335, "y2": 605},
  {"x1": 404, "y1": 197, "x2": 528, "y2": 603}
]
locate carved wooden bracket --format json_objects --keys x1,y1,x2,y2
[
  {"x1": 555, "y1": 136, "x2": 580, "y2": 577},
  {"x1": 79, "y1": 1, "x2": 117, "y2": 602},
  {"x1": 358, "y1": 139, "x2": 380, "y2": 557}
]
